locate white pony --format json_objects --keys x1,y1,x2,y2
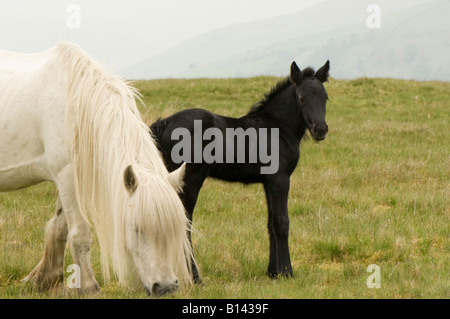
[{"x1": 0, "y1": 42, "x2": 194, "y2": 295}]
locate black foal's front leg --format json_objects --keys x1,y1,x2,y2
[
  {"x1": 263, "y1": 183, "x2": 277, "y2": 277},
  {"x1": 263, "y1": 175, "x2": 293, "y2": 278}
]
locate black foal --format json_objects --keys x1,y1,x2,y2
[{"x1": 150, "y1": 61, "x2": 330, "y2": 282}]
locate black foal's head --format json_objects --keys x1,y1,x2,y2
[{"x1": 290, "y1": 60, "x2": 330, "y2": 141}]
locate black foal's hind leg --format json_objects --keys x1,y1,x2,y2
[
  {"x1": 181, "y1": 192, "x2": 202, "y2": 284},
  {"x1": 263, "y1": 175, "x2": 293, "y2": 278},
  {"x1": 179, "y1": 164, "x2": 210, "y2": 283}
]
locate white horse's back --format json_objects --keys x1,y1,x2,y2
[{"x1": 0, "y1": 47, "x2": 67, "y2": 191}]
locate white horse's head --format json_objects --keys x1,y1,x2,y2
[{"x1": 122, "y1": 164, "x2": 191, "y2": 295}]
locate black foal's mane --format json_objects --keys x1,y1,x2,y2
[
  {"x1": 247, "y1": 67, "x2": 316, "y2": 116},
  {"x1": 247, "y1": 77, "x2": 290, "y2": 116}
]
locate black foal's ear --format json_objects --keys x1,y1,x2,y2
[
  {"x1": 315, "y1": 60, "x2": 330, "y2": 83},
  {"x1": 124, "y1": 165, "x2": 138, "y2": 195},
  {"x1": 290, "y1": 61, "x2": 303, "y2": 84}
]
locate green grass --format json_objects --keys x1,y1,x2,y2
[{"x1": 0, "y1": 77, "x2": 448, "y2": 298}]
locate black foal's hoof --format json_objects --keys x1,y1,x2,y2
[{"x1": 266, "y1": 269, "x2": 293, "y2": 279}]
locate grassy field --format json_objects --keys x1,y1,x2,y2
[{"x1": 0, "y1": 76, "x2": 448, "y2": 299}]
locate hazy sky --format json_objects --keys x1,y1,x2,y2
[
  {"x1": 0, "y1": 0, "x2": 325, "y2": 70},
  {"x1": 1, "y1": 0, "x2": 442, "y2": 80}
]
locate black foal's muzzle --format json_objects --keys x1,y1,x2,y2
[{"x1": 310, "y1": 123, "x2": 328, "y2": 141}]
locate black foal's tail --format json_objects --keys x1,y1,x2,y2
[
  {"x1": 149, "y1": 118, "x2": 168, "y2": 148},
  {"x1": 149, "y1": 118, "x2": 168, "y2": 140}
]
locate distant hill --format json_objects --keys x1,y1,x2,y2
[{"x1": 120, "y1": 0, "x2": 449, "y2": 81}]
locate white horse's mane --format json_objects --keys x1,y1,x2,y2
[{"x1": 56, "y1": 41, "x2": 192, "y2": 285}]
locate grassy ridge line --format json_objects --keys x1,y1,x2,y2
[{"x1": 0, "y1": 77, "x2": 448, "y2": 298}]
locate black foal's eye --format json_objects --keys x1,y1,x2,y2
[{"x1": 300, "y1": 97, "x2": 305, "y2": 105}]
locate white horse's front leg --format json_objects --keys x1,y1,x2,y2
[
  {"x1": 56, "y1": 164, "x2": 100, "y2": 294},
  {"x1": 23, "y1": 197, "x2": 68, "y2": 293}
]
